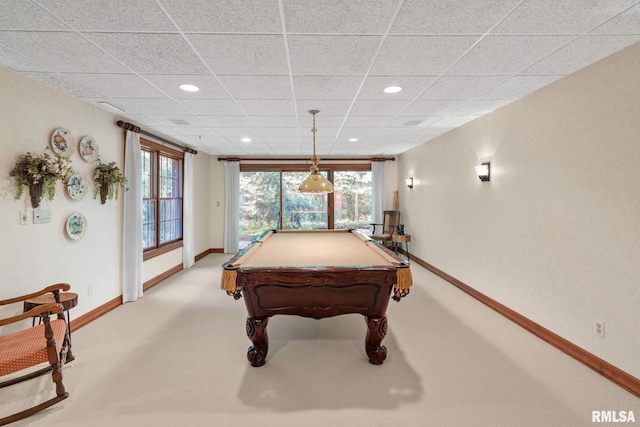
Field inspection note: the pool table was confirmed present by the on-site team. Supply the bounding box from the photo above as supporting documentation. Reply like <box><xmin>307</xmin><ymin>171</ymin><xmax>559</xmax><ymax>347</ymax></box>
<box><xmin>221</xmin><ymin>229</ymin><xmax>412</xmax><ymax>367</ymax></box>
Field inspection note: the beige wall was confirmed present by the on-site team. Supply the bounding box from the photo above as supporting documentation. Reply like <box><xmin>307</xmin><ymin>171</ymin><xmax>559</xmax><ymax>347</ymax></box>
<box><xmin>398</xmin><ymin>42</ymin><xmax>640</xmax><ymax>378</ymax></box>
<box><xmin>0</xmin><ymin>66</ymin><xmax>124</xmax><ymax>317</ymax></box>
<box><xmin>0</xmin><ymin>66</ymin><xmax>212</xmax><ymax>320</ymax></box>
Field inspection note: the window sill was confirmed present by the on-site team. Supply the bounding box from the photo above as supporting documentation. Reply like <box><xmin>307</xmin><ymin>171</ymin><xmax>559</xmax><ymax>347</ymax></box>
<box><xmin>143</xmin><ymin>240</ymin><xmax>183</xmax><ymax>261</ymax></box>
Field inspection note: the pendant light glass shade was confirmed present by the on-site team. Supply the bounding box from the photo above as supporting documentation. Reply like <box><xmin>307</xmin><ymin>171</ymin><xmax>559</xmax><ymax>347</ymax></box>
<box><xmin>298</xmin><ymin>110</ymin><xmax>334</xmax><ymax>194</ymax></box>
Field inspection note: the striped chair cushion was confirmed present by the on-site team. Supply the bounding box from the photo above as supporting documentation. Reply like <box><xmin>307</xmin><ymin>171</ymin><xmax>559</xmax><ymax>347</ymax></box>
<box><xmin>0</xmin><ymin>319</ymin><xmax>66</xmax><ymax>376</ymax></box>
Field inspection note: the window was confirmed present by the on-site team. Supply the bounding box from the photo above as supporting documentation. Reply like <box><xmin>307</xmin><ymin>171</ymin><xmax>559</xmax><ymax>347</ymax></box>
<box><xmin>141</xmin><ymin>138</ymin><xmax>184</xmax><ymax>258</ymax></box>
<box><xmin>239</xmin><ymin>164</ymin><xmax>371</xmax><ymax>249</ymax></box>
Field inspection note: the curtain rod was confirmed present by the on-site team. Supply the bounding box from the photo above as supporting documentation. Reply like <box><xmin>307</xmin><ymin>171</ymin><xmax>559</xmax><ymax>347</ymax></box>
<box><xmin>116</xmin><ymin>120</ymin><xmax>197</xmax><ymax>154</ymax></box>
<box><xmin>217</xmin><ymin>157</ymin><xmax>394</xmax><ymax>162</ymax></box>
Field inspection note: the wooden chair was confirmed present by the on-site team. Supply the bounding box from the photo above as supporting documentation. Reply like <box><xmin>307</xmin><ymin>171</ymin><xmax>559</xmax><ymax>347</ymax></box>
<box><xmin>0</xmin><ymin>284</ymin><xmax>73</xmax><ymax>426</ymax></box>
<box><xmin>370</xmin><ymin>210</ymin><xmax>401</xmax><ymax>248</ymax></box>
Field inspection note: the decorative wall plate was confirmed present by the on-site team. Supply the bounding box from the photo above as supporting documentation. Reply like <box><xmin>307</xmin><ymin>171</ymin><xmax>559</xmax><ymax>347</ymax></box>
<box><xmin>79</xmin><ymin>136</ymin><xmax>99</xmax><ymax>162</ymax></box>
<box><xmin>66</xmin><ymin>212</ymin><xmax>87</xmax><ymax>241</ymax></box>
<box><xmin>51</xmin><ymin>128</ymin><xmax>75</xmax><ymax>157</ymax></box>
<box><xmin>66</xmin><ymin>173</ymin><xmax>88</xmax><ymax>200</ymax></box>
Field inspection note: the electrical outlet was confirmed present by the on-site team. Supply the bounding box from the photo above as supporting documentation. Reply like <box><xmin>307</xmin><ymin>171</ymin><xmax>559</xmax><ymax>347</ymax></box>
<box><xmin>595</xmin><ymin>320</ymin><xmax>605</xmax><ymax>338</ymax></box>
<box><xmin>87</xmin><ymin>284</ymin><xmax>94</xmax><ymax>296</ymax></box>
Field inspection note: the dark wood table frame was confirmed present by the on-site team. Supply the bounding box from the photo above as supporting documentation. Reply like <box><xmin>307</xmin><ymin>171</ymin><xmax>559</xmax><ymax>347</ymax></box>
<box><xmin>226</xmin><ymin>264</ymin><xmax>399</xmax><ymax>367</ymax></box>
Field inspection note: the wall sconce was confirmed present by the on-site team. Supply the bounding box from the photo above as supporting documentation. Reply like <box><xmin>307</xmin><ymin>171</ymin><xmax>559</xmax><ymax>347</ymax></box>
<box><xmin>475</xmin><ymin>163</ymin><xmax>490</xmax><ymax>181</ymax></box>
<box><xmin>405</xmin><ymin>177</ymin><xmax>414</xmax><ymax>189</ymax></box>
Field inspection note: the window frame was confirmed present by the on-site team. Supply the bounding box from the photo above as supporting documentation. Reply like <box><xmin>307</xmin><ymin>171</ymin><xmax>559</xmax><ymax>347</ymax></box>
<box><xmin>141</xmin><ymin>138</ymin><xmax>184</xmax><ymax>261</ymax></box>
<box><xmin>239</xmin><ymin>163</ymin><xmax>371</xmax><ymax>230</ymax></box>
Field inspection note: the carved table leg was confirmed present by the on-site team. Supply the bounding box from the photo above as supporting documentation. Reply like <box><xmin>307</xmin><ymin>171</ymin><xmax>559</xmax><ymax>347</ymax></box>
<box><xmin>246</xmin><ymin>317</ymin><xmax>269</xmax><ymax>367</ymax></box>
<box><xmin>365</xmin><ymin>315</ymin><xmax>388</xmax><ymax>365</ymax></box>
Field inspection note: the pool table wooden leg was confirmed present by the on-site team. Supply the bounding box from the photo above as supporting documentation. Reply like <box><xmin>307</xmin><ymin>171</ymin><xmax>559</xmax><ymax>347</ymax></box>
<box><xmin>365</xmin><ymin>315</ymin><xmax>388</xmax><ymax>365</ymax></box>
<box><xmin>246</xmin><ymin>317</ymin><xmax>269</xmax><ymax>367</ymax></box>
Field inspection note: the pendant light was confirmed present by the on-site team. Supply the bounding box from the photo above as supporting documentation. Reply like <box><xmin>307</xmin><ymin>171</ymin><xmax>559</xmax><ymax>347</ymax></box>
<box><xmin>298</xmin><ymin>110</ymin><xmax>334</xmax><ymax>194</ymax></box>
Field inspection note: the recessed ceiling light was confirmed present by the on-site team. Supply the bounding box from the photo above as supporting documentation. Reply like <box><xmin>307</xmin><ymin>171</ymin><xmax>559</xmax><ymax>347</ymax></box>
<box><xmin>180</xmin><ymin>84</ymin><xmax>200</xmax><ymax>92</ymax></box>
<box><xmin>241</xmin><ymin>137</ymin><xmax>252</xmax><ymax>143</ymax></box>
<box><xmin>348</xmin><ymin>138</ymin><xmax>358</xmax><ymax>142</ymax></box>
<box><xmin>383</xmin><ymin>86</ymin><xmax>402</xmax><ymax>94</ymax></box>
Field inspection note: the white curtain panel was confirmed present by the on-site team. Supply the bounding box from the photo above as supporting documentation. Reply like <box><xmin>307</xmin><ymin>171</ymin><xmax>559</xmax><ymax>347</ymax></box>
<box><xmin>122</xmin><ymin>130</ymin><xmax>143</xmax><ymax>303</ymax></box>
<box><xmin>224</xmin><ymin>161</ymin><xmax>240</xmax><ymax>253</ymax></box>
<box><xmin>371</xmin><ymin>161</ymin><xmax>386</xmax><ymax>225</ymax></box>
<box><xmin>182</xmin><ymin>152</ymin><xmax>195</xmax><ymax>269</ymax></box>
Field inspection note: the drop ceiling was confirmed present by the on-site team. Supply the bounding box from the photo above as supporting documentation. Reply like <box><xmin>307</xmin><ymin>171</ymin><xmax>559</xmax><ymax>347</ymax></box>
<box><xmin>1</xmin><ymin>0</ymin><xmax>639</xmax><ymax>156</ymax></box>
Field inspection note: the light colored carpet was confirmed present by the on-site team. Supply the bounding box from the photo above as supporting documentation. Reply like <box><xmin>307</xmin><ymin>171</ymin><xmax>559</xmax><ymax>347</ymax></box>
<box><xmin>2</xmin><ymin>254</ymin><xmax>639</xmax><ymax>426</ymax></box>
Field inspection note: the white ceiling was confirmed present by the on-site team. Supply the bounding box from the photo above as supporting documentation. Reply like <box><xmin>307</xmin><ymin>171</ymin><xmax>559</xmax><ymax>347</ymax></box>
<box><xmin>1</xmin><ymin>0</ymin><xmax>639</xmax><ymax>156</ymax></box>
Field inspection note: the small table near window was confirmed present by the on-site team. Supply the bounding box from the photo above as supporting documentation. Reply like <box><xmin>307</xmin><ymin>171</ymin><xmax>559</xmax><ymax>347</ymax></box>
<box><xmin>24</xmin><ymin>292</ymin><xmax>78</xmax><ymax>346</ymax></box>
<box><xmin>392</xmin><ymin>234</ymin><xmax>411</xmax><ymax>263</ymax></box>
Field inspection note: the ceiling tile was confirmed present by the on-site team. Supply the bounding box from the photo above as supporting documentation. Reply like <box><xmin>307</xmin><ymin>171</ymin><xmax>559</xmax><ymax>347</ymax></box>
<box><xmin>85</xmin><ymin>32</ymin><xmax>208</xmax><ymax>75</ymax></box>
<box><xmin>257</xmin><ymin>127</ymin><xmax>302</xmax><ymax>137</ymax></box>
<box><xmin>161</xmin><ymin>0</ymin><xmax>282</xmax><ymax>32</ymax></box>
<box><xmin>218</xmin><ymin>75</ymin><xmax>293</xmax><ymax>100</ymax></box>
<box><xmin>297</xmin><ymin>115</ymin><xmax>344</xmax><ymax>131</ymax></box>
<box><xmin>263</xmin><ymin>136</ymin><xmax>302</xmax><ymax>145</ymax></box>
<box><xmin>67</xmin><ymin>73</ymin><xmax>168</xmax><ymax>98</ymax></box>
<box><xmin>145</xmin><ymin>115</ymin><xmax>203</xmax><ymax>127</ymax></box>
<box><xmin>174</xmin><ymin>126</ymin><xmax>220</xmax><ymax>137</ymax></box>
<box><xmin>295</xmin><ymin>99</ymin><xmax>352</xmax><ymax>117</ymax></box>
<box><xmin>349</xmin><ymin>99</ymin><xmax>411</xmax><ymax>116</ymax></box>
<box><xmin>178</xmin><ymin>99</ymin><xmax>244</xmax><ymax>115</ymax></box>
<box><xmin>37</xmin><ymin>0</ymin><xmax>176</xmax><ymax>31</ymax></box>
<box><xmin>420</xmin><ymin>76</ymin><xmax>510</xmax><ymax>99</ymax></box>
<box><xmin>0</xmin><ymin>31</ymin><xmax>128</xmax><ymax>73</ymax></box>
<box><xmin>402</xmin><ymin>100</ymin><xmax>463</xmax><ymax>116</ymax></box>
<box><xmin>341</xmin><ymin>116</ymin><xmax>393</xmax><ymax>128</ymax></box>
<box><xmin>479</xmin><ymin>75</ymin><xmax>563</xmax><ymax>99</ymax></box>
<box><xmin>451</xmin><ymin>99</ymin><xmax>513</xmax><ymax>115</ymax></box>
<box><xmin>283</xmin><ymin>0</ymin><xmax>398</xmax><ymax>34</ymax></box>
<box><xmin>0</xmin><ymin>1</ymin><xmax>67</xmax><ymax>30</ymax></box>
<box><xmin>24</xmin><ymin>72</ymin><xmax>104</xmax><ymax>97</ymax></box>
<box><xmin>492</xmin><ymin>0</ymin><xmax>634</xmax><ymax>35</ymax></box>
<box><xmin>2</xmin><ymin>0</ymin><xmax>639</xmax><ymax>157</ymax></box>
<box><xmin>386</xmin><ymin>116</ymin><xmax>439</xmax><ymax>127</ymax></box>
<box><xmin>110</xmin><ymin>98</ymin><xmax>187</xmax><ymax>115</ymax></box>
<box><xmin>431</xmin><ymin>116</ymin><xmax>478</xmax><ymax>128</ymax></box>
<box><xmin>391</xmin><ymin>0</ymin><xmax>520</xmax><ymax>34</ymax></box>
<box><xmin>288</xmin><ymin>35</ymin><xmax>381</xmax><ymax>75</ymax></box>
<box><xmin>142</xmin><ymin>74</ymin><xmax>231</xmax><ymax>99</ymax></box>
<box><xmin>447</xmin><ymin>35</ymin><xmax>576</xmax><ymax>75</ymax></box>
<box><xmin>247</xmin><ymin>116</ymin><xmax>299</xmax><ymax>128</ymax></box>
<box><xmin>591</xmin><ymin>3</ymin><xmax>640</xmax><ymax>34</ymax></box>
<box><xmin>292</xmin><ymin>75</ymin><xmax>361</xmax><ymax>100</ymax></box>
<box><xmin>377</xmin><ymin>126</ymin><xmax>423</xmax><ymax>137</ymax></box>
<box><xmin>370</xmin><ymin>36</ymin><xmax>480</xmax><ymax>75</ymax></box>
<box><xmin>524</xmin><ymin>35</ymin><xmax>640</xmax><ymax>75</ymax></box>
<box><xmin>199</xmin><ymin>115</ymin><xmax>253</xmax><ymax>127</ymax></box>
<box><xmin>236</xmin><ymin>100</ymin><xmax>296</xmax><ymax>116</ymax></box>
<box><xmin>189</xmin><ymin>34</ymin><xmax>288</xmax><ymax>75</ymax></box>
<box><xmin>0</xmin><ymin>45</ymin><xmax>52</xmax><ymax>72</ymax></box>
<box><xmin>357</xmin><ymin>76</ymin><xmax>438</xmax><ymax>100</ymax></box>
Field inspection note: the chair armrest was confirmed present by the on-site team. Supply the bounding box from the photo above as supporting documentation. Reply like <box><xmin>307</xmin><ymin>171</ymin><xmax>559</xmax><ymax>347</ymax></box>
<box><xmin>0</xmin><ymin>303</ymin><xmax>62</xmax><ymax>327</ymax></box>
<box><xmin>0</xmin><ymin>283</ymin><xmax>70</xmax><ymax>306</ymax></box>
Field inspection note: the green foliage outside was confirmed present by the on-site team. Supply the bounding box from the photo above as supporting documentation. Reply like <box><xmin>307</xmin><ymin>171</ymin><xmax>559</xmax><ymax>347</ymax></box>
<box><xmin>239</xmin><ymin>170</ymin><xmax>372</xmax><ymax>246</ymax></box>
